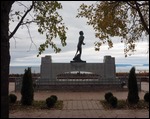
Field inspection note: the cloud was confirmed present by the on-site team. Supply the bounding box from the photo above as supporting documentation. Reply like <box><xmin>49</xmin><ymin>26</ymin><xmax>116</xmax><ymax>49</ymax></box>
<box><xmin>9</xmin><ymin>1</ymin><xmax>149</xmax><ymax>66</ymax></box>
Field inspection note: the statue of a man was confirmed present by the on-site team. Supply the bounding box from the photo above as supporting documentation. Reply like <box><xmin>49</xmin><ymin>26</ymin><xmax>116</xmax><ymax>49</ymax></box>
<box><xmin>73</xmin><ymin>31</ymin><xmax>85</xmax><ymax>61</ymax></box>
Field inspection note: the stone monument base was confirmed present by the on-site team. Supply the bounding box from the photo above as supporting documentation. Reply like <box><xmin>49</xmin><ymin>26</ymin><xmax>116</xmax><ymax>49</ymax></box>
<box><xmin>40</xmin><ymin>55</ymin><xmax>116</xmax><ymax>80</ymax></box>
<box><xmin>70</xmin><ymin>60</ymin><xmax>86</xmax><ymax>63</ymax></box>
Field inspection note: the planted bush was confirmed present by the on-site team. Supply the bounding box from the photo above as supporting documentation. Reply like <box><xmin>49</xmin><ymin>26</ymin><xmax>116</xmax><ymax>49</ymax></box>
<box><xmin>46</xmin><ymin>97</ymin><xmax>56</xmax><ymax>108</ymax></box>
<box><xmin>127</xmin><ymin>67</ymin><xmax>139</xmax><ymax>104</ymax></box>
<box><xmin>9</xmin><ymin>94</ymin><xmax>17</xmax><ymax>103</ymax></box>
<box><xmin>50</xmin><ymin>95</ymin><xmax>58</xmax><ymax>102</ymax></box>
<box><xmin>105</xmin><ymin>92</ymin><xmax>113</xmax><ymax>102</ymax></box>
<box><xmin>144</xmin><ymin>92</ymin><xmax>149</xmax><ymax>102</ymax></box>
<box><xmin>109</xmin><ymin>96</ymin><xmax>118</xmax><ymax>108</ymax></box>
<box><xmin>21</xmin><ymin>67</ymin><xmax>34</xmax><ymax>105</ymax></box>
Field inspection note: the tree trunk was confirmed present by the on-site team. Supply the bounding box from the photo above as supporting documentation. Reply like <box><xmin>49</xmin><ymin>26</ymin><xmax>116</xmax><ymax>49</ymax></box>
<box><xmin>1</xmin><ymin>1</ymin><xmax>14</xmax><ymax>118</ymax></box>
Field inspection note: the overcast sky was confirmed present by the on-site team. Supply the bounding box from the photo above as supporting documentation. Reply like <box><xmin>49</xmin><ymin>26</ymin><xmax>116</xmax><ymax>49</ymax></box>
<box><xmin>9</xmin><ymin>1</ymin><xmax>149</xmax><ymax>66</ymax></box>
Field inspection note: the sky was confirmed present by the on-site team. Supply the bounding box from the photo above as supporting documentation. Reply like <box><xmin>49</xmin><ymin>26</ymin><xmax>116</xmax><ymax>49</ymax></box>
<box><xmin>9</xmin><ymin>1</ymin><xmax>149</xmax><ymax>66</ymax></box>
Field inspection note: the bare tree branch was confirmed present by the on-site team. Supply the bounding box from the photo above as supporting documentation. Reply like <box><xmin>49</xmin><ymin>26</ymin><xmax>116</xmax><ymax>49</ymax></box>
<box><xmin>9</xmin><ymin>1</ymin><xmax>34</xmax><ymax>39</ymax></box>
<box><xmin>16</xmin><ymin>2</ymin><xmax>35</xmax><ymax>19</ymax></box>
<box><xmin>25</xmin><ymin>24</ymin><xmax>37</xmax><ymax>51</ymax></box>
<box><xmin>136</xmin><ymin>1</ymin><xmax>149</xmax><ymax>6</ymax></box>
<box><xmin>16</xmin><ymin>1</ymin><xmax>29</xmax><ymax>9</ymax></box>
<box><xmin>135</xmin><ymin>1</ymin><xmax>149</xmax><ymax>34</ymax></box>
<box><xmin>126</xmin><ymin>1</ymin><xmax>137</xmax><ymax>10</ymax></box>
<box><xmin>125</xmin><ymin>1</ymin><xmax>149</xmax><ymax>34</ymax></box>
<box><xmin>21</xmin><ymin>20</ymin><xmax>36</xmax><ymax>25</ymax></box>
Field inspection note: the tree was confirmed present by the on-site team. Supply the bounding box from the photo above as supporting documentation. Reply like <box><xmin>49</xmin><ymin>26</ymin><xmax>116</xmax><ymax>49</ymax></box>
<box><xmin>21</xmin><ymin>67</ymin><xmax>34</xmax><ymax>105</ymax></box>
<box><xmin>9</xmin><ymin>1</ymin><xmax>68</xmax><ymax>55</ymax></box>
<box><xmin>1</xmin><ymin>1</ymin><xmax>67</xmax><ymax>118</ymax></box>
<box><xmin>127</xmin><ymin>67</ymin><xmax>139</xmax><ymax>104</ymax></box>
<box><xmin>77</xmin><ymin>1</ymin><xmax>149</xmax><ymax>57</ymax></box>
<box><xmin>1</xmin><ymin>1</ymin><xmax>14</xmax><ymax>118</ymax></box>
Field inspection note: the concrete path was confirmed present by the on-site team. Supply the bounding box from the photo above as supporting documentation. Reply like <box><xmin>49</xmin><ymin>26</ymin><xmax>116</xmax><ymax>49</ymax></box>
<box><xmin>9</xmin><ymin>82</ymin><xmax>149</xmax><ymax>118</ymax></box>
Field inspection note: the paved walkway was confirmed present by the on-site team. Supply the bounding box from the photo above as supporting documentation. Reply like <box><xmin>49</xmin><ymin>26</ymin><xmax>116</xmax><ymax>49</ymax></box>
<box><xmin>9</xmin><ymin>82</ymin><xmax>149</xmax><ymax>118</ymax></box>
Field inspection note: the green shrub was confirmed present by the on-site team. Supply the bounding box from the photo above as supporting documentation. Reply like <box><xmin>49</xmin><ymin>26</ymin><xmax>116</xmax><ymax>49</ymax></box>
<box><xmin>127</xmin><ymin>67</ymin><xmax>139</xmax><ymax>104</ymax></box>
<box><xmin>9</xmin><ymin>94</ymin><xmax>17</xmax><ymax>103</ymax></box>
<box><xmin>21</xmin><ymin>67</ymin><xmax>34</xmax><ymax>105</ymax></box>
<box><xmin>46</xmin><ymin>97</ymin><xmax>56</xmax><ymax>108</ymax></box>
<box><xmin>109</xmin><ymin>96</ymin><xmax>118</xmax><ymax>108</ymax></box>
<box><xmin>50</xmin><ymin>95</ymin><xmax>58</xmax><ymax>102</ymax></box>
<box><xmin>144</xmin><ymin>92</ymin><xmax>149</xmax><ymax>102</ymax></box>
<box><xmin>105</xmin><ymin>92</ymin><xmax>113</xmax><ymax>102</ymax></box>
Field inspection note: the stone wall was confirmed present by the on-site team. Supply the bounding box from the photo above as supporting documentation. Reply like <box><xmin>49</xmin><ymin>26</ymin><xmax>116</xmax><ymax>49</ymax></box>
<box><xmin>40</xmin><ymin>55</ymin><xmax>116</xmax><ymax>81</ymax></box>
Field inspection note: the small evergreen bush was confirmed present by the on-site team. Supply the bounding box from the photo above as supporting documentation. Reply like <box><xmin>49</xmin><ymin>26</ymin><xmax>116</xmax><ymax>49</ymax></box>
<box><xmin>144</xmin><ymin>92</ymin><xmax>149</xmax><ymax>102</ymax></box>
<box><xmin>50</xmin><ymin>95</ymin><xmax>58</xmax><ymax>102</ymax></box>
<box><xmin>46</xmin><ymin>97</ymin><xmax>56</xmax><ymax>108</ymax></box>
<box><xmin>109</xmin><ymin>96</ymin><xmax>118</xmax><ymax>108</ymax></box>
<box><xmin>21</xmin><ymin>67</ymin><xmax>34</xmax><ymax>105</ymax></box>
<box><xmin>105</xmin><ymin>92</ymin><xmax>113</xmax><ymax>102</ymax></box>
<box><xmin>9</xmin><ymin>94</ymin><xmax>17</xmax><ymax>103</ymax></box>
<box><xmin>127</xmin><ymin>67</ymin><xmax>139</xmax><ymax>104</ymax></box>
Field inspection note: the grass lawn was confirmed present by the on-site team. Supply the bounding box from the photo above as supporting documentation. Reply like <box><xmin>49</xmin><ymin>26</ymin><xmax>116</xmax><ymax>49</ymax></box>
<box><xmin>9</xmin><ymin>100</ymin><xmax>63</xmax><ymax>110</ymax></box>
<box><xmin>100</xmin><ymin>100</ymin><xmax>149</xmax><ymax>110</ymax></box>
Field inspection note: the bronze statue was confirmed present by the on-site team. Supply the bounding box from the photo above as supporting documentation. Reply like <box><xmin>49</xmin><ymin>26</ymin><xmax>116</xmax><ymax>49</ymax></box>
<box><xmin>73</xmin><ymin>31</ymin><xmax>85</xmax><ymax>62</ymax></box>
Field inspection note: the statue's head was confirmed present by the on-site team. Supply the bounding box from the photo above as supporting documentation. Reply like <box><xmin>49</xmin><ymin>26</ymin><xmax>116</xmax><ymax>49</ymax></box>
<box><xmin>79</xmin><ymin>31</ymin><xmax>84</xmax><ymax>35</ymax></box>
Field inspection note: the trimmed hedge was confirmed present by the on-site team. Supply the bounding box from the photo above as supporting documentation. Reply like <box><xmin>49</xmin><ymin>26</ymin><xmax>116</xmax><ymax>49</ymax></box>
<box><xmin>50</xmin><ymin>95</ymin><xmax>58</xmax><ymax>102</ymax></box>
<box><xmin>9</xmin><ymin>94</ymin><xmax>17</xmax><ymax>103</ymax></box>
<box><xmin>127</xmin><ymin>67</ymin><xmax>139</xmax><ymax>104</ymax></box>
<box><xmin>21</xmin><ymin>67</ymin><xmax>34</xmax><ymax>105</ymax></box>
<box><xmin>105</xmin><ymin>92</ymin><xmax>113</xmax><ymax>102</ymax></box>
<box><xmin>46</xmin><ymin>95</ymin><xmax>58</xmax><ymax>108</ymax></box>
<box><xmin>144</xmin><ymin>92</ymin><xmax>149</xmax><ymax>102</ymax></box>
<box><xmin>109</xmin><ymin>96</ymin><xmax>118</xmax><ymax>108</ymax></box>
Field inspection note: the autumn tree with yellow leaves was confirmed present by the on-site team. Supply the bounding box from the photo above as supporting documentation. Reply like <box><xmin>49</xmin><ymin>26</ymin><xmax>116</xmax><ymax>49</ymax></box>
<box><xmin>1</xmin><ymin>1</ymin><xmax>67</xmax><ymax>118</ymax></box>
<box><xmin>77</xmin><ymin>1</ymin><xmax>149</xmax><ymax>57</ymax></box>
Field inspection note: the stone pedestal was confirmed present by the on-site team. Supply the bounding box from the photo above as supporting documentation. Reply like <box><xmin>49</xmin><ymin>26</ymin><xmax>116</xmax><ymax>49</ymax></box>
<box><xmin>40</xmin><ymin>55</ymin><xmax>116</xmax><ymax>81</ymax></box>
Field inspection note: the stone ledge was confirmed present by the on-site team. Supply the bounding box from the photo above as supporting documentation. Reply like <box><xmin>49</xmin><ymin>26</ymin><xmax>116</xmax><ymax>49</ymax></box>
<box><xmin>70</xmin><ymin>61</ymin><xmax>86</xmax><ymax>63</ymax></box>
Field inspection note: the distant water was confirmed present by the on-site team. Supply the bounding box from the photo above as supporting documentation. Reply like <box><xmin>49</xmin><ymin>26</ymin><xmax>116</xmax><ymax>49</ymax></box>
<box><xmin>9</xmin><ymin>65</ymin><xmax>149</xmax><ymax>74</ymax></box>
<box><xmin>9</xmin><ymin>66</ymin><xmax>40</xmax><ymax>74</ymax></box>
<box><xmin>115</xmin><ymin>65</ymin><xmax>149</xmax><ymax>73</ymax></box>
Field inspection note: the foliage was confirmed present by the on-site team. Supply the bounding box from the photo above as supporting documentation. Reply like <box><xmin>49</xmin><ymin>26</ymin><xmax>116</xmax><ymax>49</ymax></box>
<box><xmin>50</xmin><ymin>95</ymin><xmax>58</xmax><ymax>102</ymax></box>
<box><xmin>144</xmin><ymin>92</ymin><xmax>149</xmax><ymax>102</ymax></box>
<box><xmin>46</xmin><ymin>96</ymin><xmax>56</xmax><ymax>108</ymax></box>
<box><xmin>2</xmin><ymin>1</ymin><xmax>67</xmax><ymax>118</ymax></box>
<box><xmin>100</xmin><ymin>99</ymin><xmax>149</xmax><ymax>109</ymax></box>
<box><xmin>109</xmin><ymin>96</ymin><xmax>118</xmax><ymax>108</ymax></box>
<box><xmin>9</xmin><ymin>94</ymin><xmax>17</xmax><ymax>103</ymax></box>
<box><xmin>33</xmin><ymin>1</ymin><xmax>68</xmax><ymax>56</ymax></box>
<box><xmin>77</xmin><ymin>1</ymin><xmax>149</xmax><ymax>57</ymax></box>
<box><xmin>45</xmin><ymin>95</ymin><xmax>58</xmax><ymax>108</ymax></box>
<box><xmin>21</xmin><ymin>67</ymin><xmax>34</xmax><ymax>105</ymax></box>
<box><xmin>9</xmin><ymin>1</ymin><xmax>68</xmax><ymax>56</ymax></box>
<box><xmin>9</xmin><ymin>100</ymin><xmax>63</xmax><ymax>110</ymax></box>
<box><xmin>127</xmin><ymin>67</ymin><xmax>139</xmax><ymax>104</ymax></box>
<box><xmin>104</xmin><ymin>92</ymin><xmax>113</xmax><ymax>102</ymax></box>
